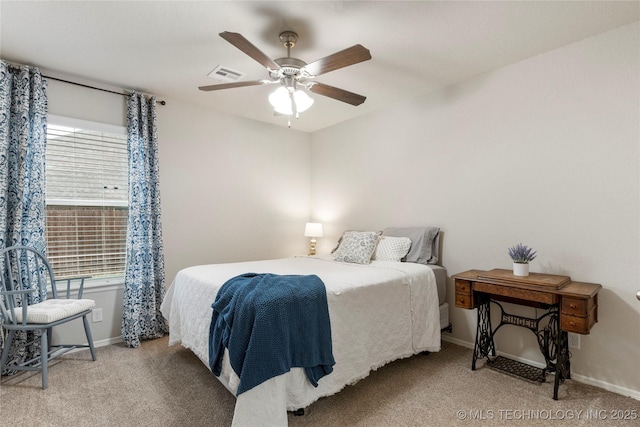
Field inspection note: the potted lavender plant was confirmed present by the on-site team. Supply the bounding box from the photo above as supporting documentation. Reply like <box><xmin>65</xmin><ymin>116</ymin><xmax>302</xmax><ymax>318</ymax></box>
<box><xmin>508</xmin><ymin>243</ymin><xmax>537</xmax><ymax>276</ymax></box>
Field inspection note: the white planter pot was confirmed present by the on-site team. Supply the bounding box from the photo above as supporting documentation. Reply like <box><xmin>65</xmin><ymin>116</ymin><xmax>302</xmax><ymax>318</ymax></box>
<box><xmin>513</xmin><ymin>262</ymin><xmax>529</xmax><ymax>277</ymax></box>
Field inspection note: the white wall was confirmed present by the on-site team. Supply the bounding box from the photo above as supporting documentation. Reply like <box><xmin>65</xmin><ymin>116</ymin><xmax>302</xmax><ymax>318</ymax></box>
<box><xmin>310</xmin><ymin>23</ymin><xmax>640</xmax><ymax>397</ymax></box>
<box><xmin>156</xmin><ymin>98</ymin><xmax>311</xmax><ymax>284</ymax></box>
<box><xmin>47</xmin><ymin>78</ymin><xmax>127</xmax><ymax>127</ymax></box>
<box><xmin>47</xmin><ymin>80</ymin><xmax>311</xmax><ymax>346</ymax></box>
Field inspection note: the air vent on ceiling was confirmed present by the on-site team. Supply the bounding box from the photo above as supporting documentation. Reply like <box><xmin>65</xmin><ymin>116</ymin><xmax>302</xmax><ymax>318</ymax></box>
<box><xmin>208</xmin><ymin>65</ymin><xmax>245</xmax><ymax>82</ymax></box>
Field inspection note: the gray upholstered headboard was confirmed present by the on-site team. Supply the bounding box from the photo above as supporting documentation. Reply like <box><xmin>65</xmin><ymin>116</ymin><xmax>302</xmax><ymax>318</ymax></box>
<box><xmin>433</xmin><ymin>230</ymin><xmax>444</xmax><ymax>267</ymax></box>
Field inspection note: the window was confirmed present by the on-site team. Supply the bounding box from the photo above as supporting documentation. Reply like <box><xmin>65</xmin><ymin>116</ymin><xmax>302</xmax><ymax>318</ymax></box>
<box><xmin>45</xmin><ymin>115</ymin><xmax>128</xmax><ymax>280</ymax></box>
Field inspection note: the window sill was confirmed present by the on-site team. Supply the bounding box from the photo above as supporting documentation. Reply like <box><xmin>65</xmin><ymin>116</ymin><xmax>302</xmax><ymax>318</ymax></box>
<box><xmin>52</xmin><ymin>277</ymin><xmax>125</xmax><ymax>297</ymax></box>
<box><xmin>84</xmin><ymin>277</ymin><xmax>125</xmax><ymax>293</ymax></box>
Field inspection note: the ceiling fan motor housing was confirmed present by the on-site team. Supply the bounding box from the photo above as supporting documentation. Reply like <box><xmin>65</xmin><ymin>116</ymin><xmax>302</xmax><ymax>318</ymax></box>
<box><xmin>271</xmin><ymin>57</ymin><xmax>308</xmax><ymax>80</ymax></box>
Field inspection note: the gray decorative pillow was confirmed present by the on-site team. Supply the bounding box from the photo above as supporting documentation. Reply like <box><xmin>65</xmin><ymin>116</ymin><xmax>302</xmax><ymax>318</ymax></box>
<box><xmin>382</xmin><ymin>226</ymin><xmax>440</xmax><ymax>265</ymax></box>
<box><xmin>372</xmin><ymin>236</ymin><xmax>412</xmax><ymax>262</ymax></box>
<box><xmin>333</xmin><ymin>231</ymin><xmax>380</xmax><ymax>264</ymax></box>
<box><xmin>331</xmin><ymin>230</ymin><xmax>381</xmax><ymax>253</ymax></box>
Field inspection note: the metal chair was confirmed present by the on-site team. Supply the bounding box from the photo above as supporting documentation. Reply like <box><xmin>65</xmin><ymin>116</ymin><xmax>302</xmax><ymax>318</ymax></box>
<box><xmin>0</xmin><ymin>245</ymin><xmax>96</xmax><ymax>389</ymax></box>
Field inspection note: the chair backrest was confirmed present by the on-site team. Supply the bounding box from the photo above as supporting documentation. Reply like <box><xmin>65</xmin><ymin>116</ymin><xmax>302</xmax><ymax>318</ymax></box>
<box><xmin>0</xmin><ymin>246</ymin><xmax>56</xmax><ymax>325</ymax></box>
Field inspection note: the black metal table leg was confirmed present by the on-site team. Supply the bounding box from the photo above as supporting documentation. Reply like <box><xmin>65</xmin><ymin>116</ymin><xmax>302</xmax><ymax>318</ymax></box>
<box><xmin>472</xmin><ymin>293</ymin><xmax>495</xmax><ymax>370</ymax></box>
<box><xmin>553</xmin><ymin>331</ymin><xmax>570</xmax><ymax>400</ymax></box>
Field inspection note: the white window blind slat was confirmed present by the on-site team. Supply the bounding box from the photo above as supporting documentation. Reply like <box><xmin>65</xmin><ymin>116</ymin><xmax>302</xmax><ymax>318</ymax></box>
<box><xmin>45</xmin><ymin>120</ymin><xmax>128</xmax><ymax>280</ymax></box>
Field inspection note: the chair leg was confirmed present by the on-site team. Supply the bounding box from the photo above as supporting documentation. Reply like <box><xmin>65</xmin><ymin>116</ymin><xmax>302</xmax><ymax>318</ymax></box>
<box><xmin>83</xmin><ymin>315</ymin><xmax>97</xmax><ymax>361</ymax></box>
<box><xmin>47</xmin><ymin>327</ymin><xmax>53</xmax><ymax>352</ymax></box>
<box><xmin>41</xmin><ymin>329</ymin><xmax>48</xmax><ymax>390</ymax></box>
<box><xmin>0</xmin><ymin>329</ymin><xmax>16</xmax><ymax>375</ymax></box>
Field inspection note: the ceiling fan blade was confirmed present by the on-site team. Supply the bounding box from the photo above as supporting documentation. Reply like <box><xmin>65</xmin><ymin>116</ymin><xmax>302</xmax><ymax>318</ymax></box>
<box><xmin>302</xmin><ymin>45</ymin><xmax>371</xmax><ymax>77</ymax></box>
<box><xmin>308</xmin><ymin>82</ymin><xmax>367</xmax><ymax>106</ymax></box>
<box><xmin>219</xmin><ymin>31</ymin><xmax>281</xmax><ymax>71</ymax></box>
<box><xmin>198</xmin><ymin>80</ymin><xmax>269</xmax><ymax>91</ymax></box>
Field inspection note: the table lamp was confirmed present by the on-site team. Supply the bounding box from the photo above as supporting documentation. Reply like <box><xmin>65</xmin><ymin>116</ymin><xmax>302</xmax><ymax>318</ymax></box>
<box><xmin>304</xmin><ymin>222</ymin><xmax>323</xmax><ymax>255</ymax></box>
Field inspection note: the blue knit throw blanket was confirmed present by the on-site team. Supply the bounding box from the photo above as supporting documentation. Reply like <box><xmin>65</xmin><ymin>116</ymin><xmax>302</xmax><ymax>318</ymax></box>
<box><xmin>209</xmin><ymin>273</ymin><xmax>335</xmax><ymax>395</ymax></box>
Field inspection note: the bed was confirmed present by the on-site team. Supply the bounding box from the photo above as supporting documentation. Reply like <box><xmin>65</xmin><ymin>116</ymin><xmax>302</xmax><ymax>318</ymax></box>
<box><xmin>160</xmin><ymin>227</ymin><xmax>448</xmax><ymax>426</ymax></box>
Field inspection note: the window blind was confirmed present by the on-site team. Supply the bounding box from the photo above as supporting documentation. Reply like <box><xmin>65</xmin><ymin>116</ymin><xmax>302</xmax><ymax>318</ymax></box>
<box><xmin>45</xmin><ymin>119</ymin><xmax>128</xmax><ymax>280</ymax></box>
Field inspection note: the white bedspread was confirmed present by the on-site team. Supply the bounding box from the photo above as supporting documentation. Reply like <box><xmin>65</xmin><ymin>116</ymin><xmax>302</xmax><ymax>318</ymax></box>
<box><xmin>160</xmin><ymin>255</ymin><xmax>440</xmax><ymax>426</ymax></box>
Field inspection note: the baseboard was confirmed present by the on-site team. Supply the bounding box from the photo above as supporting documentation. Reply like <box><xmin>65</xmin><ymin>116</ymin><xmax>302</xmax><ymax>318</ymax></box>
<box><xmin>441</xmin><ymin>336</ymin><xmax>640</xmax><ymax>401</ymax></box>
<box><xmin>570</xmin><ymin>373</ymin><xmax>640</xmax><ymax>401</ymax></box>
<box><xmin>442</xmin><ymin>335</ymin><xmax>473</xmax><ymax>350</ymax></box>
<box><xmin>94</xmin><ymin>336</ymin><xmax>123</xmax><ymax>347</ymax></box>
<box><xmin>65</xmin><ymin>336</ymin><xmax>122</xmax><ymax>354</ymax></box>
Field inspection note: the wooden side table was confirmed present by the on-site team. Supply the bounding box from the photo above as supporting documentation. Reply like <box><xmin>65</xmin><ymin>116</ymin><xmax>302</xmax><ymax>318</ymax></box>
<box><xmin>453</xmin><ymin>269</ymin><xmax>601</xmax><ymax>400</ymax></box>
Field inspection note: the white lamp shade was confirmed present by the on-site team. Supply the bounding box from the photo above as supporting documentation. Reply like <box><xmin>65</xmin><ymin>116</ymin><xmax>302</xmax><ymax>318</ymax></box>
<box><xmin>293</xmin><ymin>90</ymin><xmax>314</xmax><ymax>113</ymax></box>
<box><xmin>269</xmin><ymin>87</ymin><xmax>314</xmax><ymax>115</ymax></box>
<box><xmin>304</xmin><ymin>222</ymin><xmax>323</xmax><ymax>237</ymax></box>
<box><xmin>269</xmin><ymin>87</ymin><xmax>292</xmax><ymax>115</ymax></box>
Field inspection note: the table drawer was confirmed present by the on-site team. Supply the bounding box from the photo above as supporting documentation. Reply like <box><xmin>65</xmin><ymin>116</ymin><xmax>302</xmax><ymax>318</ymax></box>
<box><xmin>561</xmin><ymin>315</ymin><xmax>589</xmax><ymax>334</ymax></box>
<box><xmin>455</xmin><ymin>280</ymin><xmax>472</xmax><ymax>294</ymax></box>
<box><xmin>561</xmin><ymin>305</ymin><xmax>597</xmax><ymax>334</ymax></box>
<box><xmin>456</xmin><ymin>293</ymin><xmax>475</xmax><ymax>309</ymax></box>
<box><xmin>455</xmin><ymin>279</ymin><xmax>475</xmax><ymax>309</ymax></box>
<box><xmin>562</xmin><ymin>297</ymin><xmax>594</xmax><ymax>316</ymax></box>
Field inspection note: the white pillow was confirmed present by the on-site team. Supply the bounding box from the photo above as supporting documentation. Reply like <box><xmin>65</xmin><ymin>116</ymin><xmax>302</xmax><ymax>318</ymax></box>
<box><xmin>333</xmin><ymin>231</ymin><xmax>380</xmax><ymax>264</ymax></box>
<box><xmin>372</xmin><ymin>236</ymin><xmax>412</xmax><ymax>262</ymax></box>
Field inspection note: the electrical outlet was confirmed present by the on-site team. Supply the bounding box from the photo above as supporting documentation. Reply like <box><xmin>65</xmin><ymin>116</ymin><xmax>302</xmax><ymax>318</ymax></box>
<box><xmin>568</xmin><ymin>332</ymin><xmax>580</xmax><ymax>350</ymax></box>
<box><xmin>92</xmin><ymin>308</ymin><xmax>103</xmax><ymax>323</ymax></box>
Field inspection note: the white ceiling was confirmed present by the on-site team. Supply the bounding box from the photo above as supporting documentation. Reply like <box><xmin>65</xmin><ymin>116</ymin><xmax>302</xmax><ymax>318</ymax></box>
<box><xmin>1</xmin><ymin>1</ymin><xmax>638</xmax><ymax>133</ymax></box>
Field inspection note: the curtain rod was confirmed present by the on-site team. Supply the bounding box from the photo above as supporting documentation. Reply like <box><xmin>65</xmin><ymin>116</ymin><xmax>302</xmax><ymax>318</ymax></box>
<box><xmin>43</xmin><ymin>75</ymin><xmax>166</xmax><ymax>105</ymax></box>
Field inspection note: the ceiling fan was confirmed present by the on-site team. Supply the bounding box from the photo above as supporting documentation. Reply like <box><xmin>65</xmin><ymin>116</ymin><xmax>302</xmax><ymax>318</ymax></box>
<box><xmin>199</xmin><ymin>31</ymin><xmax>372</xmax><ymax>119</ymax></box>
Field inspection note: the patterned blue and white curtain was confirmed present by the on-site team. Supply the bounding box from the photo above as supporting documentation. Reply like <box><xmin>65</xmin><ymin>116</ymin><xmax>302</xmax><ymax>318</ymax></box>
<box><xmin>122</xmin><ymin>92</ymin><xmax>168</xmax><ymax>348</ymax></box>
<box><xmin>0</xmin><ymin>60</ymin><xmax>48</xmax><ymax>372</ymax></box>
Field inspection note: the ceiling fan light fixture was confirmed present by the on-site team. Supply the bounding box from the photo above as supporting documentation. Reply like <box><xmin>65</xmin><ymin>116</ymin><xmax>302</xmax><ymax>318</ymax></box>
<box><xmin>269</xmin><ymin>86</ymin><xmax>293</xmax><ymax>115</ymax></box>
<box><xmin>268</xmin><ymin>86</ymin><xmax>314</xmax><ymax>116</ymax></box>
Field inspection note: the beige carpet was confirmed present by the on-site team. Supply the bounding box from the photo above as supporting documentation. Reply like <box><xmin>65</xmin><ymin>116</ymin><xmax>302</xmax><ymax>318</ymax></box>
<box><xmin>1</xmin><ymin>337</ymin><xmax>638</xmax><ymax>426</ymax></box>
